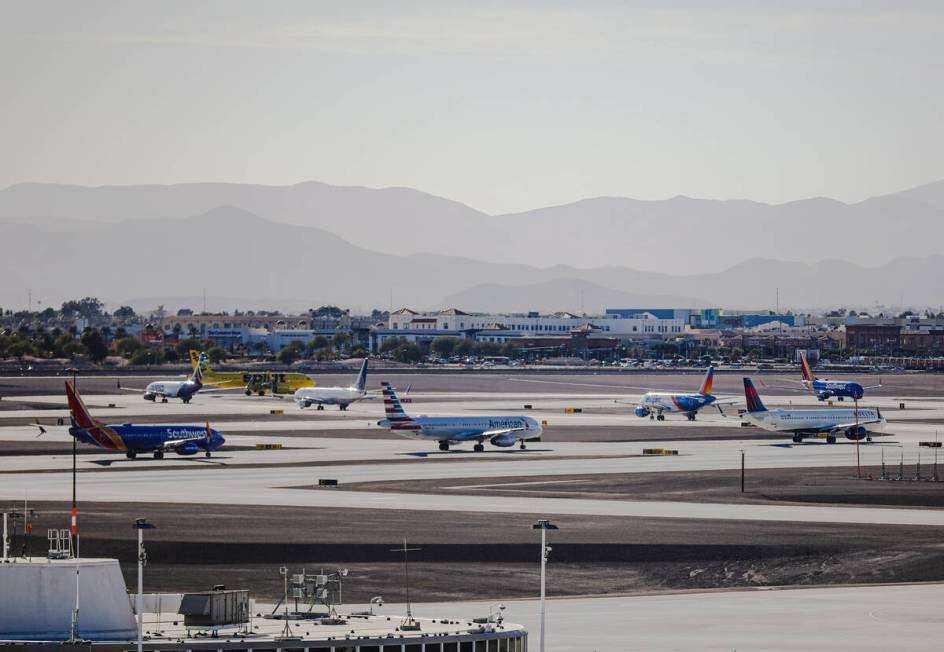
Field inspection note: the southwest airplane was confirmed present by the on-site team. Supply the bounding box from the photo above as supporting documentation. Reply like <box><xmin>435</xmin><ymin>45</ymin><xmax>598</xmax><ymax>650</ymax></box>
<box><xmin>632</xmin><ymin>367</ymin><xmax>737</xmax><ymax>421</ymax></box>
<box><xmin>376</xmin><ymin>382</ymin><xmax>542</xmax><ymax>451</ymax></box>
<box><xmin>792</xmin><ymin>351</ymin><xmax>881</xmax><ymax>401</ymax></box>
<box><xmin>64</xmin><ymin>380</ymin><xmax>225</xmax><ymax>459</ymax></box>
<box><xmin>293</xmin><ymin>358</ymin><xmax>370</xmax><ymax>410</ymax></box>
<box><xmin>741</xmin><ymin>377</ymin><xmax>884</xmax><ymax>444</ymax></box>
<box><xmin>188</xmin><ymin>350</ymin><xmax>314</xmax><ymax>396</ymax></box>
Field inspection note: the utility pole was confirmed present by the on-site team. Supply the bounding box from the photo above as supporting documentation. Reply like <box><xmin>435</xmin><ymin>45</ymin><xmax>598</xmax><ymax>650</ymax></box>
<box><xmin>854</xmin><ymin>397</ymin><xmax>861</xmax><ymax>479</ymax></box>
<box><xmin>133</xmin><ymin>519</ymin><xmax>155</xmax><ymax>652</ymax></box>
<box><xmin>67</xmin><ymin>368</ymin><xmax>79</xmax><ymax>554</ymax></box>
<box><xmin>532</xmin><ymin>519</ymin><xmax>559</xmax><ymax>652</ymax></box>
<box><xmin>390</xmin><ymin>539</ymin><xmax>422</xmax><ymax>629</ymax></box>
<box><xmin>740</xmin><ymin>449</ymin><xmax>745</xmax><ymax>493</ymax></box>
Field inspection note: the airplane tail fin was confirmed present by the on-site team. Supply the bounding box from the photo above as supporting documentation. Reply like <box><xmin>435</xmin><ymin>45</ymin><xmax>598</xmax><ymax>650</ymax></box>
<box><xmin>380</xmin><ymin>382</ymin><xmax>413</xmax><ymax>422</ymax></box>
<box><xmin>190</xmin><ymin>350</ymin><xmax>214</xmax><ymax>376</ymax></box>
<box><xmin>190</xmin><ymin>352</ymin><xmax>207</xmax><ymax>384</ymax></box>
<box><xmin>799</xmin><ymin>351</ymin><xmax>815</xmax><ymax>384</ymax></box>
<box><xmin>698</xmin><ymin>366</ymin><xmax>714</xmax><ymax>396</ymax></box>
<box><xmin>354</xmin><ymin>358</ymin><xmax>369</xmax><ymax>391</ymax></box>
<box><xmin>743</xmin><ymin>377</ymin><xmax>767</xmax><ymax>413</ymax></box>
<box><xmin>65</xmin><ymin>380</ymin><xmax>101</xmax><ymax>430</ymax></box>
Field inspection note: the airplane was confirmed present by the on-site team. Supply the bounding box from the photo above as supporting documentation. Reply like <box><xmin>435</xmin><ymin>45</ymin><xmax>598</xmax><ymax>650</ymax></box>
<box><xmin>292</xmin><ymin>358</ymin><xmax>371</xmax><ymax>410</ymax></box>
<box><xmin>376</xmin><ymin>382</ymin><xmax>542</xmax><ymax>452</ymax></box>
<box><xmin>59</xmin><ymin>380</ymin><xmax>225</xmax><ymax>459</ymax></box>
<box><xmin>741</xmin><ymin>377</ymin><xmax>885</xmax><ymax>444</ymax></box>
<box><xmin>789</xmin><ymin>351</ymin><xmax>881</xmax><ymax>401</ymax></box>
<box><xmin>187</xmin><ymin>350</ymin><xmax>315</xmax><ymax>396</ymax></box>
<box><xmin>120</xmin><ymin>352</ymin><xmax>217</xmax><ymax>403</ymax></box>
<box><xmin>630</xmin><ymin>367</ymin><xmax>737</xmax><ymax>421</ymax></box>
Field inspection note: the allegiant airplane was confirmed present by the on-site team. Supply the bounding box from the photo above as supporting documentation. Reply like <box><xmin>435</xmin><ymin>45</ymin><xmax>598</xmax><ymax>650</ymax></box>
<box><xmin>630</xmin><ymin>367</ymin><xmax>738</xmax><ymax>421</ymax></box>
<box><xmin>63</xmin><ymin>380</ymin><xmax>225</xmax><ymax>459</ymax></box>
<box><xmin>792</xmin><ymin>351</ymin><xmax>882</xmax><ymax>401</ymax></box>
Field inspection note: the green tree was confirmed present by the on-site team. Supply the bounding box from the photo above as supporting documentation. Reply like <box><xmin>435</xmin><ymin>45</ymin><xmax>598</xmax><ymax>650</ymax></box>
<box><xmin>392</xmin><ymin>342</ymin><xmax>423</xmax><ymax>363</ymax></box>
<box><xmin>80</xmin><ymin>329</ymin><xmax>109</xmax><ymax>362</ymax></box>
<box><xmin>380</xmin><ymin>336</ymin><xmax>408</xmax><ymax>354</ymax></box>
<box><xmin>113</xmin><ymin>305</ymin><xmax>136</xmax><ymax>320</ymax></box>
<box><xmin>331</xmin><ymin>332</ymin><xmax>350</xmax><ymax>352</ymax></box>
<box><xmin>350</xmin><ymin>346</ymin><xmax>368</xmax><ymax>358</ymax></box>
<box><xmin>454</xmin><ymin>339</ymin><xmax>475</xmax><ymax>356</ymax></box>
<box><xmin>61</xmin><ymin>297</ymin><xmax>104</xmax><ymax>319</ymax></box>
<box><xmin>131</xmin><ymin>347</ymin><xmax>164</xmax><ymax>366</ymax></box>
<box><xmin>278</xmin><ymin>341</ymin><xmax>306</xmax><ymax>365</ymax></box>
<box><xmin>7</xmin><ymin>339</ymin><xmax>33</xmax><ymax>359</ymax></box>
<box><xmin>207</xmin><ymin>347</ymin><xmax>227</xmax><ymax>364</ymax></box>
<box><xmin>431</xmin><ymin>336</ymin><xmax>460</xmax><ymax>357</ymax></box>
<box><xmin>114</xmin><ymin>337</ymin><xmax>143</xmax><ymax>357</ymax></box>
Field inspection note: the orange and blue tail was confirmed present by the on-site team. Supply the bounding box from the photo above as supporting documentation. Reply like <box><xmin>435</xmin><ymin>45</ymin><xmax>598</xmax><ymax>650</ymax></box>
<box><xmin>698</xmin><ymin>366</ymin><xmax>715</xmax><ymax>396</ymax></box>
<box><xmin>743</xmin><ymin>378</ymin><xmax>767</xmax><ymax>413</ymax></box>
<box><xmin>799</xmin><ymin>351</ymin><xmax>815</xmax><ymax>386</ymax></box>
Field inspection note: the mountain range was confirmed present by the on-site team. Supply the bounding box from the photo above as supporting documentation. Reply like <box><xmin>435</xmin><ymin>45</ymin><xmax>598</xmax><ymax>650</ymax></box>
<box><xmin>3</xmin><ymin>179</ymin><xmax>944</xmax><ymax>276</ymax></box>
<box><xmin>1</xmin><ymin>193</ymin><xmax>941</xmax><ymax>313</ymax></box>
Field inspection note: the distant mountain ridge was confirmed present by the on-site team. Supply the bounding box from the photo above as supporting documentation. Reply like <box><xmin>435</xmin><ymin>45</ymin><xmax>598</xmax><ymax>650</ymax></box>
<box><xmin>2</xmin><ymin>179</ymin><xmax>943</xmax><ymax>274</ymax></box>
<box><xmin>0</xmin><ymin>206</ymin><xmax>939</xmax><ymax>313</ymax></box>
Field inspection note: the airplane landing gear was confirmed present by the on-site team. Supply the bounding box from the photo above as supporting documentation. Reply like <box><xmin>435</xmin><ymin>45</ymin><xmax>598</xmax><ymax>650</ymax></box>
<box><xmin>316</xmin><ymin>404</ymin><xmax>325</xmax><ymax>411</ymax></box>
<box><xmin>519</xmin><ymin>441</ymin><xmax>527</xmax><ymax>450</ymax></box>
<box><xmin>656</xmin><ymin>414</ymin><xmax>665</xmax><ymax>421</ymax></box>
<box><xmin>205</xmin><ymin>451</ymin><xmax>212</xmax><ymax>458</ymax></box>
<box><xmin>126</xmin><ymin>451</ymin><xmax>137</xmax><ymax>459</ymax></box>
<box><xmin>153</xmin><ymin>450</ymin><xmax>164</xmax><ymax>459</ymax></box>
<box><xmin>339</xmin><ymin>404</ymin><xmax>348</xmax><ymax>411</ymax></box>
<box><xmin>438</xmin><ymin>441</ymin><xmax>450</xmax><ymax>451</ymax></box>
<box><xmin>182</xmin><ymin>397</ymin><xmax>190</xmax><ymax>404</ymax></box>
<box><xmin>686</xmin><ymin>412</ymin><xmax>696</xmax><ymax>422</ymax></box>
<box><xmin>792</xmin><ymin>434</ymin><xmax>803</xmax><ymax>444</ymax></box>
<box><xmin>161</xmin><ymin>397</ymin><xmax>169</xmax><ymax>404</ymax></box>
<box><xmin>245</xmin><ymin>389</ymin><xmax>252</xmax><ymax>396</ymax></box>
<box><xmin>826</xmin><ymin>435</ymin><xmax>837</xmax><ymax>444</ymax></box>
<box><xmin>473</xmin><ymin>443</ymin><xmax>485</xmax><ymax>453</ymax></box>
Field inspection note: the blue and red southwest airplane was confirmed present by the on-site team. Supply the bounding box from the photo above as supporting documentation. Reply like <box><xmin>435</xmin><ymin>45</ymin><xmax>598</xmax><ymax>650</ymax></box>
<box><xmin>64</xmin><ymin>380</ymin><xmax>225</xmax><ymax>459</ymax></box>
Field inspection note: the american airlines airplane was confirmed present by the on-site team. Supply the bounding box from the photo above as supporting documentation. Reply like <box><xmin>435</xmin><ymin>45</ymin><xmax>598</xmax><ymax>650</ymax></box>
<box><xmin>376</xmin><ymin>382</ymin><xmax>542</xmax><ymax>452</ymax></box>
<box><xmin>632</xmin><ymin>367</ymin><xmax>737</xmax><ymax>421</ymax></box>
<box><xmin>293</xmin><ymin>358</ymin><xmax>370</xmax><ymax>410</ymax></box>
<box><xmin>741</xmin><ymin>377</ymin><xmax>885</xmax><ymax>444</ymax></box>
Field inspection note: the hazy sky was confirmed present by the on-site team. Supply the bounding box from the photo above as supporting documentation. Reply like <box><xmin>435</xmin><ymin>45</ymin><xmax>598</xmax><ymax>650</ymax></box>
<box><xmin>2</xmin><ymin>1</ymin><xmax>942</xmax><ymax>213</ymax></box>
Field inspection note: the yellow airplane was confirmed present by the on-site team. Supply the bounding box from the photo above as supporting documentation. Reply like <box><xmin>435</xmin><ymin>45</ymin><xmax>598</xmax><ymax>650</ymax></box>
<box><xmin>189</xmin><ymin>350</ymin><xmax>315</xmax><ymax>396</ymax></box>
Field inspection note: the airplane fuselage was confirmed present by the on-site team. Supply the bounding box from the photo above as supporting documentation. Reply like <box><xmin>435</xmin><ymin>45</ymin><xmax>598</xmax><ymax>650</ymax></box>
<box><xmin>294</xmin><ymin>386</ymin><xmax>365</xmax><ymax>407</ymax></box>
<box><xmin>806</xmin><ymin>379</ymin><xmax>865</xmax><ymax>401</ymax></box>
<box><xmin>743</xmin><ymin>407</ymin><xmax>884</xmax><ymax>435</ymax></box>
<box><xmin>379</xmin><ymin>415</ymin><xmax>543</xmax><ymax>445</ymax></box>
<box><xmin>69</xmin><ymin>422</ymin><xmax>225</xmax><ymax>455</ymax></box>
<box><xmin>143</xmin><ymin>380</ymin><xmax>202</xmax><ymax>402</ymax></box>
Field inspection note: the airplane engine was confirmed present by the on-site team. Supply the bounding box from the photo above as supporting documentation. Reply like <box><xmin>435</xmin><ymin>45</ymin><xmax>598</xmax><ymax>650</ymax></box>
<box><xmin>490</xmin><ymin>433</ymin><xmax>518</xmax><ymax>447</ymax></box>
<box><xmin>845</xmin><ymin>426</ymin><xmax>868</xmax><ymax>441</ymax></box>
<box><xmin>634</xmin><ymin>406</ymin><xmax>651</xmax><ymax>418</ymax></box>
<box><xmin>143</xmin><ymin>393</ymin><xmax>156</xmax><ymax>402</ymax></box>
<box><xmin>175</xmin><ymin>442</ymin><xmax>201</xmax><ymax>456</ymax></box>
<box><xmin>816</xmin><ymin>392</ymin><xmax>830</xmax><ymax>401</ymax></box>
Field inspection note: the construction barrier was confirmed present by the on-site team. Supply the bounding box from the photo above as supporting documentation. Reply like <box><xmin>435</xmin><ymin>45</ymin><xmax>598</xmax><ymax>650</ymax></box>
<box><xmin>269</xmin><ymin>409</ymin><xmax>284</xmax><ymax>415</ymax></box>
<box><xmin>541</xmin><ymin>420</ymin><xmax>548</xmax><ymax>426</ymax></box>
<box><xmin>643</xmin><ymin>448</ymin><xmax>678</xmax><ymax>456</ymax></box>
<box><xmin>255</xmin><ymin>443</ymin><xmax>283</xmax><ymax>450</ymax></box>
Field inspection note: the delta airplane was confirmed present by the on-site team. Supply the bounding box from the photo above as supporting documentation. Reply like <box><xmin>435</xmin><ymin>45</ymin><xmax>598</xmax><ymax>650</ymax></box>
<box><xmin>60</xmin><ymin>380</ymin><xmax>225</xmax><ymax>459</ymax></box>
<box><xmin>790</xmin><ymin>351</ymin><xmax>881</xmax><ymax>401</ymax></box>
<box><xmin>741</xmin><ymin>377</ymin><xmax>885</xmax><ymax>444</ymax></box>
<box><xmin>376</xmin><ymin>382</ymin><xmax>542</xmax><ymax>451</ymax></box>
<box><xmin>291</xmin><ymin>358</ymin><xmax>371</xmax><ymax>410</ymax></box>
<box><xmin>120</xmin><ymin>352</ymin><xmax>220</xmax><ymax>403</ymax></box>
<box><xmin>631</xmin><ymin>367</ymin><xmax>737</xmax><ymax>421</ymax></box>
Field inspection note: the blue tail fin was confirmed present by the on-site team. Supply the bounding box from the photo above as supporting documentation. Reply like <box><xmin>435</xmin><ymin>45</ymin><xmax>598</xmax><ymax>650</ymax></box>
<box><xmin>743</xmin><ymin>377</ymin><xmax>767</xmax><ymax>413</ymax></box>
<box><xmin>354</xmin><ymin>358</ymin><xmax>369</xmax><ymax>391</ymax></box>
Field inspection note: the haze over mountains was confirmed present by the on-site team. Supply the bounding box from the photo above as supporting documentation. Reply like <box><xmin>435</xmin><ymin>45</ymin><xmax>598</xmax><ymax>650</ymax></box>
<box><xmin>1</xmin><ymin>181</ymin><xmax>943</xmax><ymax>313</ymax></box>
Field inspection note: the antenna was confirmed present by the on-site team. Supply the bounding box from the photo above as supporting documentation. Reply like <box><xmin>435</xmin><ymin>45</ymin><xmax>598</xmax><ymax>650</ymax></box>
<box><xmin>390</xmin><ymin>538</ymin><xmax>421</xmax><ymax>630</ymax></box>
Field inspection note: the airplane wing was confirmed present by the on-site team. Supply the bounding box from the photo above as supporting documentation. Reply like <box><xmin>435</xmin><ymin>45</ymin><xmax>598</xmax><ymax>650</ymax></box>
<box><xmin>451</xmin><ymin>428</ymin><xmax>529</xmax><ymax>441</ymax></box>
<box><xmin>818</xmin><ymin>417</ymin><xmax>883</xmax><ymax>432</ymax></box>
<box><xmin>480</xmin><ymin>426</ymin><xmax>530</xmax><ymax>438</ymax></box>
<box><xmin>160</xmin><ymin>435</ymin><xmax>206</xmax><ymax>450</ymax></box>
<box><xmin>116</xmin><ymin>380</ymin><xmax>149</xmax><ymax>393</ymax></box>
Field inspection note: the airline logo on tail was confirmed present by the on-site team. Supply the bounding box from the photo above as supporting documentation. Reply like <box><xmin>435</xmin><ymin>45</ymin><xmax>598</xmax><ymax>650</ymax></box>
<box><xmin>65</xmin><ymin>381</ymin><xmax>126</xmax><ymax>451</ymax></box>
<box><xmin>698</xmin><ymin>367</ymin><xmax>715</xmax><ymax>396</ymax></box>
<box><xmin>354</xmin><ymin>358</ymin><xmax>369</xmax><ymax>391</ymax></box>
<box><xmin>743</xmin><ymin>378</ymin><xmax>767</xmax><ymax>413</ymax></box>
<box><xmin>380</xmin><ymin>382</ymin><xmax>418</xmax><ymax>429</ymax></box>
<box><xmin>799</xmin><ymin>352</ymin><xmax>815</xmax><ymax>387</ymax></box>
<box><xmin>190</xmin><ymin>353</ymin><xmax>207</xmax><ymax>384</ymax></box>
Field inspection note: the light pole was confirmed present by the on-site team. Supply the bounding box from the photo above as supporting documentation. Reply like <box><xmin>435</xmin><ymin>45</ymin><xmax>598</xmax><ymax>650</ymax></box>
<box><xmin>532</xmin><ymin>519</ymin><xmax>558</xmax><ymax>652</ymax></box>
<box><xmin>133</xmin><ymin>518</ymin><xmax>155</xmax><ymax>652</ymax></box>
<box><xmin>66</xmin><ymin>367</ymin><xmax>79</xmax><ymax>553</ymax></box>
